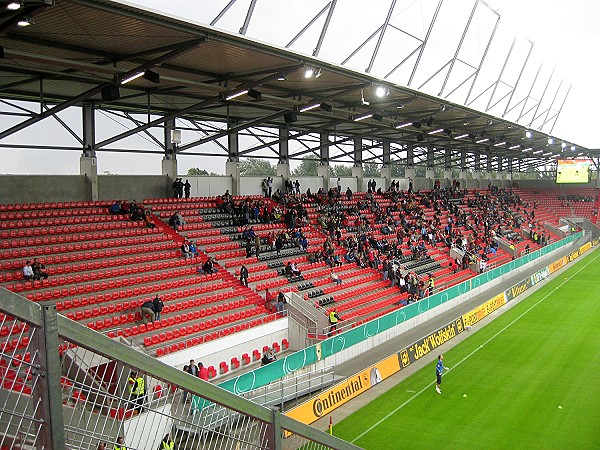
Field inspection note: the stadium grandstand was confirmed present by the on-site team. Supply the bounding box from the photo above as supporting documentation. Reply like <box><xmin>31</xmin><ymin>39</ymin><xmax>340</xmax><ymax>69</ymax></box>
<box><xmin>0</xmin><ymin>1</ymin><xmax>599</xmax><ymax>449</ymax></box>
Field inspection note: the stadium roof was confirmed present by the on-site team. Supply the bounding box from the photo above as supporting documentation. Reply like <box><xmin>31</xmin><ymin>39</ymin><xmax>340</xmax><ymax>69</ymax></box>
<box><xmin>0</xmin><ymin>0</ymin><xmax>591</xmax><ymax>169</ymax></box>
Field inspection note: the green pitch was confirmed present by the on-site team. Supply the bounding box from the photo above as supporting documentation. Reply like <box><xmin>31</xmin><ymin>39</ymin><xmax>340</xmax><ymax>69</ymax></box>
<box><xmin>334</xmin><ymin>250</ymin><xmax>600</xmax><ymax>450</ymax></box>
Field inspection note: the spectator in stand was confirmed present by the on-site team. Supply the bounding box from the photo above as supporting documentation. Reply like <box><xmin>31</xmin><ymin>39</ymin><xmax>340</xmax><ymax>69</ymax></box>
<box><xmin>330</xmin><ymin>269</ymin><xmax>342</xmax><ymax>286</ymax></box>
<box><xmin>152</xmin><ymin>295</ymin><xmax>164</xmax><ymax>321</ymax></box>
<box><xmin>275</xmin><ymin>292</ymin><xmax>287</xmax><ymax>317</ymax></box>
<box><xmin>290</xmin><ymin>262</ymin><xmax>301</xmax><ymax>277</ymax></box>
<box><xmin>261</xmin><ymin>178</ymin><xmax>268</xmax><ymax>198</ymax></box>
<box><xmin>109</xmin><ymin>201</ymin><xmax>122</xmax><ymax>214</ymax></box>
<box><xmin>240</xmin><ymin>265</ymin><xmax>249</xmax><ymax>287</ymax></box>
<box><xmin>328</xmin><ymin>309</ymin><xmax>340</xmax><ymax>337</ymax></box>
<box><xmin>189</xmin><ymin>240</ymin><xmax>198</xmax><ymax>258</ymax></box>
<box><xmin>22</xmin><ymin>261</ymin><xmax>34</xmax><ymax>281</ymax></box>
<box><xmin>143</xmin><ymin>209</ymin><xmax>156</xmax><ymax>228</ymax></box>
<box><xmin>198</xmin><ymin>362</ymin><xmax>209</xmax><ymax>381</ymax></box>
<box><xmin>198</xmin><ymin>257</ymin><xmax>218</xmax><ymax>275</ymax></box>
<box><xmin>160</xmin><ymin>434</ymin><xmax>174</xmax><ymax>450</ymax></box>
<box><xmin>140</xmin><ymin>300</ymin><xmax>156</xmax><ymax>325</ymax></box>
<box><xmin>32</xmin><ymin>258</ymin><xmax>49</xmax><ymax>281</ymax></box>
<box><xmin>294</xmin><ymin>179</ymin><xmax>301</xmax><ymax>195</ymax></box>
<box><xmin>168</xmin><ymin>211</ymin><xmax>185</xmax><ymax>230</ymax></box>
<box><xmin>181</xmin><ymin>240</ymin><xmax>192</xmax><ymax>258</ymax></box>
<box><xmin>265</xmin><ymin>288</ymin><xmax>277</xmax><ymax>311</ymax></box>
<box><xmin>346</xmin><ymin>187</ymin><xmax>353</xmax><ymax>201</ymax></box>
<box><xmin>261</xmin><ymin>347</ymin><xmax>276</xmax><ymax>365</ymax></box>
<box><xmin>184</xmin><ymin>179</ymin><xmax>191</xmax><ymax>199</ymax></box>
<box><xmin>182</xmin><ymin>359</ymin><xmax>199</xmax><ymax>403</ymax></box>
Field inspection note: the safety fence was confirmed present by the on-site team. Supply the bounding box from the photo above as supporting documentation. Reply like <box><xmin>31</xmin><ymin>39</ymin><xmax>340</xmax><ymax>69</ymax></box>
<box><xmin>0</xmin><ymin>289</ymin><xmax>361</xmax><ymax>450</ymax></box>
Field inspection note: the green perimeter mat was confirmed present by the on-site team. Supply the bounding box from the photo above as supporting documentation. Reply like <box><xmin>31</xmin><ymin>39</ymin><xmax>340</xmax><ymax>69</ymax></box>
<box><xmin>334</xmin><ymin>250</ymin><xmax>600</xmax><ymax>450</ymax></box>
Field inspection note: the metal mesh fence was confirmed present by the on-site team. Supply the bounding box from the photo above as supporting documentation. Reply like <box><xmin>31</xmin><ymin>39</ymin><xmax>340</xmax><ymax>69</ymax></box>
<box><xmin>0</xmin><ymin>313</ymin><xmax>43</xmax><ymax>449</ymax></box>
<box><xmin>0</xmin><ymin>289</ymin><xmax>360</xmax><ymax>450</ymax></box>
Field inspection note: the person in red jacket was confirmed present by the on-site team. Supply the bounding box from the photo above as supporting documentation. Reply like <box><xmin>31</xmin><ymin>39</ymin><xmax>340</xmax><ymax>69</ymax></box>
<box><xmin>198</xmin><ymin>362</ymin><xmax>209</xmax><ymax>381</ymax></box>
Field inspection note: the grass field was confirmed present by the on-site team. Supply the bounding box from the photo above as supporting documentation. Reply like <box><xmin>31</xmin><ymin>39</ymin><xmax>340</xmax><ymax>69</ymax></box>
<box><xmin>333</xmin><ymin>250</ymin><xmax>600</xmax><ymax>450</ymax></box>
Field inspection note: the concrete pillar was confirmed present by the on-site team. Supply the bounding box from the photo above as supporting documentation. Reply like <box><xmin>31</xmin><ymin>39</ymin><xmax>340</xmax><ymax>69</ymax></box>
<box><xmin>353</xmin><ymin>166</ymin><xmax>364</xmax><ymax>191</ymax></box>
<box><xmin>226</xmin><ymin>161</ymin><xmax>240</xmax><ymax>196</ymax></box>
<box><xmin>381</xmin><ymin>166</ymin><xmax>391</xmax><ymax>191</ymax></box>
<box><xmin>318</xmin><ymin>164</ymin><xmax>330</xmax><ymax>191</ymax></box>
<box><xmin>80</xmin><ymin>156</ymin><xmax>98</xmax><ymax>201</ymax></box>
<box><xmin>353</xmin><ymin>137</ymin><xmax>362</xmax><ymax>167</ymax></box>
<box><xmin>161</xmin><ymin>157</ymin><xmax>178</xmax><ymax>179</ymax></box>
<box><xmin>276</xmin><ymin>163</ymin><xmax>290</xmax><ymax>179</ymax></box>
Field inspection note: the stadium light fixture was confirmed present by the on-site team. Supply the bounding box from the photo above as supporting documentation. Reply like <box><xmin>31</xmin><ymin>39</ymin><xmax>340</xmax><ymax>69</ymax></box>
<box><xmin>304</xmin><ymin>66</ymin><xmax>322</xmax><ymax>79</ymax></box>
<box><xmin>142</xmin><ymin>69</ymin><xmax>160</xmax><ymax>84</ymax></box>
<box><xmin>17</xmin><ymin>16</ymin><xmax>34</xmax><ymax>27</ymax></box>
<box><xmin>375</xmin><ymin>86</ymin><xmax>389</xmax><ymax>97</ymax></box>
<box><xmin>247</xmin><ymin>88</ymin><xmax>262</xmax><ymax>100</ymax></box>
<box><xmin>509</xmin><ymin>145</ymin><xmax>520</xmax><ymax>150</ymax></box>
<box><xmin>533</xmin><ymin>150</ymin><xmax>543</xmax><ymax>154</ymax></box>
<box><xmin>476</xmin><ymin>138</ymin><xmax>489</xmax><ymax>144</ymax></box>
<box><xmin>299</xmin><ymin>103</ymin><xmax>321</xmax><ymax>113</ymax></box>
<box><xmin>7</xmin><ymin>2</ymin><xmax>21</xmax><ymax>10</ymax></box>
<box><xmin>522</xmin><ymin>147</ymin><xmax>532</xmax><ymax>152</ymax></box>
<box><xmin>395</xmin><ymin>122</ymin><xmax>412</xmax><ymax>129</ymax></box>
<box><xmin>225</xmin><ymin>89</ymin><xmax>249</xmax><ymax>101</ymax></box>
<box><xmin>561</xmin><ymin>142</ymin><xmax>567</xmax><ymax>149</ymax></box>
<box><xmin>494</xmin><ymin>142</ymin><xmax>506</xmax><ymax>147</ymax></box>
<box><xmin>547</xmin><ymin>137</ymin><xmax>554</xmax><ymax>145</ymax></box>
<box><xmin>454</xmin><ymin>133</ymin><xmax>469</xmax><ymax>139</ymax></box>
<box><xmin>525</xmin><ymin>130</ymin><xmax>532</xmax><ymax>138</ymax></box>
<box><xmin>354</xmin><ymin>113</ymin><xmax>373</xmax><ymax>122</ymax></box>
<box><xmin>428</xmin><ymin>128</ymin><xmax>444</xmax><ymax>135</ymax></box>
<box><xmin>543</xmin><ymin>151</ymin><xmax>552</xmax><ymax>156</ymax></box>
<box><xmin>571</xmin><ymin>145</ymin><xmax>576</xmax><ymax>151</ymax></box>
<box><xmin>120</xmin><ymin>71</ymin><xmax>145</xmax><ymax>85</ymax></box>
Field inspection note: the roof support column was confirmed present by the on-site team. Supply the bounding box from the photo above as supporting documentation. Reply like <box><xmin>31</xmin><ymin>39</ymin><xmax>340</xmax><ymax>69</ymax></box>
<box><xmin>380</xmin><ymin>139</ymin><xmax>391</xmax><ymax>191</ymax></box>
<box><xmin>80</xmin><ymin>102</ymin><xmax>98</xmax><ymax>201</ymax></box>
<box><xmin>318</xmin><ymin>132</ymin><xmax>330</xmax><ymax>191</ymax></box>
<box><xmin>276</xmin><ymin>126</ymin><xmax>290</xmax><ymax>179</ymax></box>
<box><xmin>226</xmin><ymin>124</ymin><xmax>240</xmax><ymax>196</ymax></box>
<box><xmin>162</xmin><ymin>118</ymin><xmax>178</xmax><ymax>188</ymax></box>
<box><xmin>443</xmin><ymin>148</ymin><xmax>452</xmax><ymax>186</ymax></box>
<box><xmin>473</xmin><ymin>152</ymin><xmax>481</xmax><ymax>179</ymax></box>
<box><xmin>352</xmin><ymin>137</ymin><xmax>364</xmax><ymax>191</ymax></box>
<box><xmin>425</xmin><ymin>146</ymin><xmax>435</xmax><ymax>181</ymax></box>
<box><xmin>405</xmin><ymin>146</ymin><xmax>414</xmax><ymax>179</ymax></box>
<box><xmin>486</xmin><ymin>153</ymin><xmax>493</xmax><ymax>181</ymax></box>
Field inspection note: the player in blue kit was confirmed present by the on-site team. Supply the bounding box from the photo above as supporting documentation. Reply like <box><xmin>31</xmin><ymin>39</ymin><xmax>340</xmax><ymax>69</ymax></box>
<box><xmin>435</xmin><ymin>354</ymin><xmax>449</xmax><ymax>394</ymax></box>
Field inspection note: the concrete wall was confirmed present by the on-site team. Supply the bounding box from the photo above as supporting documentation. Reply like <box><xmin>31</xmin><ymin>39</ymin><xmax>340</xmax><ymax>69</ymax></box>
<box><xmin>98</xmin><ymin>175</ymin><xmax>169</xmax><ymax>201</ymax></box>
<box><xmin>329</xmin><ymin>177</ymin><xmax>358</xmax><ymax>193</ymax></box>
<box><xmin>180</xmin><ymin>175</ymin><xmax>233</xmax><ymax>198</ymax></box>
<box><xmin>0</xmin><ymin>175</ymin><xmax>87</xmax><ymax>204</ymax></box>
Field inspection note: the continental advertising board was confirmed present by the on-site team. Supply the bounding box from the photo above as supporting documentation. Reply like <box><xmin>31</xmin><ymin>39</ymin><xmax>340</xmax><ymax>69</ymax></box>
<box><xmin>286</xmin><ymin>353</ymin><xmax>399</xmax><ymax>425</ymax></box>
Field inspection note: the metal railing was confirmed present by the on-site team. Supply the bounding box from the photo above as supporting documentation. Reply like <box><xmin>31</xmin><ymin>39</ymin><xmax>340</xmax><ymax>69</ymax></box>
<box><xmin>0</xmin><ymin>287</ymin><xmax>362</xmax><ymax>450</ymax></box>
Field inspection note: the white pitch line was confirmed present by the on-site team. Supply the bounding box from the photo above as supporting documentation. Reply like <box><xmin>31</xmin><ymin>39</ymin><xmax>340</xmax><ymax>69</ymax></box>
<box><xmin>350</xmin><ymin>249</ymin><xmax>599</xmax><ymax>444</ymax></box>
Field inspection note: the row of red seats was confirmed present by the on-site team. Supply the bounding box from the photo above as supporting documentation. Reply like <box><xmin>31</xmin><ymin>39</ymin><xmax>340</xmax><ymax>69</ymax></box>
<box><xmin>1</xmin><ymin>234</ymin><xmax>171</xmax><ymax>266</ymax></box>
<box><xmin>349</xmin><ymin>294</ymin><xmax>406</xmax><ymax>323</ymax></box>
<box><xmin>0</xmin><ymin>219</ymin><xmax>141</xmax><ymax>235</ymax></box>
<box><xmin>16</xmin><ymin>263</ymin><xmax>200</xmax><ymax>294</ymax></box>
<box><xmin>0</xmin><ymin>200</ymin><xmax>113</xmax><ymax>211</ymax></box>
<box><xmin>141</xmin><ymin>306</ymin><xmax>263</xmax><ymax>346</ymax></box>
<box><xmin>0</xmin><ymin>208</ymin><xmax>126</xmax><ymax>220</ymax></box>
<box><xmin>224</xmin><ymin>339</ymin><xmax>289</xmax><ymax>374</ymax></box>
<box><xmin>330</xmin><ymin>284</ymin><xmax>399</xmax><ymax>314</ymax></box>
<box><xmin>1</xmin><ymin>227</ymin><xmax>162</xmax><ymax>250</ymax></box>
<box><xmin>0</xmin><ymin>255</ymin><xmax>189</xmax><ymax>288</ymax></box>
<box><xmin>15</xmin><ymin>264</ymin><xmax>200</xmax><ymax>296</ymax></box>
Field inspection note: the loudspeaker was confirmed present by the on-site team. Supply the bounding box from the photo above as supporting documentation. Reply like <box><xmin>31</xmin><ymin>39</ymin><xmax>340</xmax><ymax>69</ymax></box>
<box><xmin>101</xmin><ymin>85</ymin><xmax>120</xmax><ymax>101</ymax></box>
<box><xmin>284</xmin><ymin>112</ymin><xmax>297</xmax><ymax>124</ymax></box>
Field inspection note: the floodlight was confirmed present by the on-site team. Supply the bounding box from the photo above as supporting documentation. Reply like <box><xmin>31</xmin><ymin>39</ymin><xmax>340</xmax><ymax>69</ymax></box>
<box><xmin>225</xmin><ymin>90</ymin><xmax>249</xmax><ymax>101</ymax></box>
<box><xmin>7</xmin><ymin>2</ymin><xmax>21</xmax><ymax>10</ymax></box>
<box><xmin>571</xmin><ymin>145</ymin><xmax>576</xmax><ymax>151</ymax></box>
<box><xmin>476</xmin><ymin>138</ymin><xmax>489</xmax><ymax>144</ymax></box>
<box><xmin>428</xmin><ymin>129</ymin><xmax>443</xmax><ymax>135</ymax></box>
<box><xmin>525</xmin><ymin>130</ymin><xmax>532</xmax><ymax>138</ymax></box>
<box><xmin>17</xmin><ymin>16</ymin><xmax>33</xmax><ymax>27</ymax></box>
<box><xmin>561</xmin><ymin>142</ymin><xmax>567</xmax><ymax>149</ymax></box>
<box><xmin>395</xmin><ymin>122</ymin><xmax>412</xmax><ymax>129</ymax></box>
<box><xmin>299</xmin><ymin>103</ymin><xmax>320</xmax><ymax>113</ymax></box>
<box><xmin>547</xmin><ymin>137</ymin><xmax>554</xmax><ymax>145</ymax></box>
<box><xmin>454</xmin><ymin>133</ymin><xmax>469</xmax><ymax>139</ymax></box>
<box><xmin>375</xmin><ymin>86</ymin><xmax>389</xmax><ymax>97</ymax></box>
<box><xmin>120</xmin><ymin>71</ymin><xmax>145</xmax><ymax>85</ymax></box>
<box><xmin>353</xmin><ymin>113</ymin><xmax>373</xmax><ymax>122</ymax></box>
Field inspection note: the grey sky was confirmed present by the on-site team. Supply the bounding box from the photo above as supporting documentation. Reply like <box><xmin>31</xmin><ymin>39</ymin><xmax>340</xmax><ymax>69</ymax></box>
<box><xmin>0</xmin><ymin>0</ymin><xmax>596</xmax><ymax>176</ymax></box>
